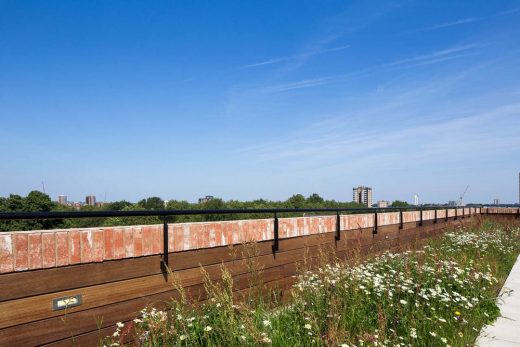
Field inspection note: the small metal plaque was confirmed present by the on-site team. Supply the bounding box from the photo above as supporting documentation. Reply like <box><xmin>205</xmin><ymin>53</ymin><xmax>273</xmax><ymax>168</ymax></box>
<box><xmin>52</xmin><ymin>294</ymin><xmax>83</xmax><ymax>311</ymax></box>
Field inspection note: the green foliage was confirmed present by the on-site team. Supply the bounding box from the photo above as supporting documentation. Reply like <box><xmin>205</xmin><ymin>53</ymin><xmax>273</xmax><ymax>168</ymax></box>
<box><xmin>391</xmin><ymin>200</ymin><xmax>410</xmax><ymax>207</ymax></box>
<box><xmin>106</xmin><ymin>200</ymin><xmax>133</xmax><ymax>211</ymax></box>
<box><xmin>138</xmin><ymin>197</ymin><xmax>165</xmax><ymax>210</ymax></box>
<box><xmin>102</xmin><ymin>205</ymin><xmax>162</xmax><ymax>227</ymax></box>
<box><xmin>287</xmin><ymin>194</ymin><xmax>306</xmax><ymax>208</ymax></box>
<box><xmin>306</xmin><ymin>193</ymin><xmax>324</xmax><ymax>205</ymax></box>
<box><xmin>0</xmin><ymin>191</ymin><xmax>64</xmax><ymax>231</ymax></box>
<box><xmin>0</xmin><ymin>192</ymin><xmax>367</xmax><ymax>231</ymax></box>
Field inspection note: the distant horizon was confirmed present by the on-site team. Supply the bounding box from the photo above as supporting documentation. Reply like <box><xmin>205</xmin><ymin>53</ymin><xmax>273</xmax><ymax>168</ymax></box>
<box><xmin>0</xmin><ymin>189</ymin><xmax>516</xmax><ymax>206</ymax></box>
<box><xmin>1</xmin><ymin>1</ymin><xmax>519</xmax><ymax>204</ymax></box>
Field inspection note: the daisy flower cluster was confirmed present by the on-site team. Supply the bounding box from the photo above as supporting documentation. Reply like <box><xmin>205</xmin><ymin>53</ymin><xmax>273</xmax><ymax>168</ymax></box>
<box><xmin>102</xmin><ymin>221</ymin><xmax>519</xmax><ymax>347</ymax></box>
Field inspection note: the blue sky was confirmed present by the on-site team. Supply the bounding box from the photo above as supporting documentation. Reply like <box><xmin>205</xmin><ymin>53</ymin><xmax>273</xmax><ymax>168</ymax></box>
<box><xmin>1</xmin><ymin>1</ymin><xmax>519</xmax><ymax>204</ymax></box>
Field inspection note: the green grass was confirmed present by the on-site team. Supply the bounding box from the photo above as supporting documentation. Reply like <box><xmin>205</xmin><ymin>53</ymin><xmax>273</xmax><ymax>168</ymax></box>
<box><xmin>102</xmin><ymin>219</ymin><xmax>520</xmax><ymax>347</ymax></box>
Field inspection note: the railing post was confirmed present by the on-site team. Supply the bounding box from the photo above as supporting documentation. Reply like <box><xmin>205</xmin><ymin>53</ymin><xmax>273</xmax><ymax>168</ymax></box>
<box><xmin>272</xmin><ymin>212</ymin><xmax>279</xmax><ymax>252</ymax></box>
<box><xmin>455</xmin><ymin>208</ymin><xmax>458</xmax><ymax>220</ymax></box>
<box><xmin>517</xmin><ymin>208</ymin><xmax>520</xmax><ymax>219</ymax></box>
<box><xmin>445</xmin><ymin>208</ymin><xmax>449</xmax><ymax>222</ymax></box>
<box><xmin>162</xmin><ymin>217</ymin><xmax>168</xmax><ymax>267</ymax></box>
<box><xmin>434</xmin><ymin>208</ymin><xmax>437</xmax><ymax>223</ymax></box>
<box><xmin>373</xmin><ymin>211</ymin><xmax>378</xmax><ymax>234</ymax></box>
<box><xmin>419</xmin><ymin>208</ymin><xmax>423</xmax><ymax>226</ymax></box>
<box><xmin>399</xmin><ymin>209</ymin><xmax>403</xmax><ymax>230</ymax></box>
<box><xmin>335</xmin><ymin>211</ymin><xmax>341</xmax><ymax>241</ymax></box>
<box><xmin>462</xmin><ymin>207</ymin><xmax>465</xmax><ymax>219</ymax></box>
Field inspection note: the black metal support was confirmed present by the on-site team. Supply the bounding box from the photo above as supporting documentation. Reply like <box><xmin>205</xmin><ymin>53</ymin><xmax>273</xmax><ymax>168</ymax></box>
<box><xmin>162</xmin><ymin>217</ymin><xmax>168</xmax><ymax>266</ymax></box>
<box><xmin>434</xmin><ymin>209</ymin><xmax>438</xmax><ymax>223</ymax></box>
<box><xmin>419</xmin><ymin>208</ymin><xmax>423</xmax><ymax>226</ymax></box>
<box><xmin>335</xmin><ymin>212</ymin><xmax>341</xmax><ymax>241</ymax></box>
<box><xmin>399</xmin><ymin>209</ymin><xmax>403</xmax><ymax>230</ymax></box>
<box><xmin>455</xmin><ymin>208</ymin><xmax>458</xmax><ymax>220</ymax></box>
<box><xmin>462</xmin><ymin>207</ymin><xmax>465</xmax><ymax>219</ymax></box>
<box><xmin>517</xmin><ymin>208</ymin><xmax>520</xmax><ymax>219</ymax></box>
<box><xmin>272</xmin><ymin>213</ymin><xmax>279</xmax><ymax>252</ymax></box>
<box><xmin>373</xmin><ymin>211</ymin><xmax>378</xmax><ymax>234</ymax></box>
<box><xmin>445</xmin><ymin>208</ymin><xmax>449</xmax><ymax>222</ymax></box>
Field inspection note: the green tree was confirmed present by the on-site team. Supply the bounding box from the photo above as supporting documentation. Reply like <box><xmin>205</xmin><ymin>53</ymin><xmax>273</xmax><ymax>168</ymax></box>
<box><xmin>202</xmin><ymin>198</ymin><xmax>227</xmax><ymax>221</ymax></box>
<box><xmin>166</xmin><ymin>200</ymin><xmax>197</xmax><ymax>223</ymax></box>
<box><xmin>306</xmin><ymin>193</ymin><xmax>324</xmax><ymax>205</ymax></box>
<box><xmin>391</xmin><ymin>200</ymin><xmax>410</xmax><ymax>207</ymax></box>
<box><xmin>287</xmin><ymin>194</ymin><xmax>306</xmax><ymax>208</ymax></box>
<box><xmin>106</xmin><ymin>200</ymin><xmax>132</xmax><ymax>211</ymax></box>
<box><xmin>138</xmin><ymin>197</ymin><xmax>164</xmax><ymax>210</ymax></box>
<box><xmin>103</xmin><ymin>205</ymin><xmax>162</xmax><ymax>226</ymax></box>
<box><xmin>24</xmin><ymin>190</ymin><xmax>54</xmax><ymax>212</ymax></box>
<box><xmin>0</xmin><ymin>191</ymin><xmax>64</xmax><ymax>231</ymax></box>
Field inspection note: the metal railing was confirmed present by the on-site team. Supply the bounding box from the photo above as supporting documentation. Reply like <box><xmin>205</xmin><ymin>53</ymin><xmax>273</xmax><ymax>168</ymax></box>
<box><xmin>0</xmin><ymin>206</ymin><xmax>483</xmax><ymax>266</ymax></box>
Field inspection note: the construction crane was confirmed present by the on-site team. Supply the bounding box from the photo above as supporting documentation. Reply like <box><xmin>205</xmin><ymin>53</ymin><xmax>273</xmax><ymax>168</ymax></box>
<box><xmin>458</xmin><ymin>185</ymin><xmax>469</xmax><ymax>206</ymax></box>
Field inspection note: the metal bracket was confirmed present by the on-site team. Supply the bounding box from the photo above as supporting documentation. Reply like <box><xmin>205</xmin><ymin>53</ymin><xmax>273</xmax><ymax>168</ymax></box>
<box><xmin>162</xmin><ymin>217</ymin><xmax>168</xmax><ymax>266</ymax></box>
<box><xmin>335</xmin><ymin>212</ymin><xmax>341</xmax><ymax>241</ymax></box>
<box><xmin>272</xmin><ymin>213</ymin><xmax>279</xmax><ymax>252</ymax></box>
<box><xmin>445</xmin><ymin>208</ymin><xmax>449</xmax><ymax>222</ymax></box>
<box><xmin>434</xmin><ymin>209</ymin><xmax>437</xmax><ymax>223</ymax></box>
<box><xmin>454</xmin><ymin>208</ymin><xmax>458</xmax><ymax>220</ymax></box>
<box><xmin>373</xmin><ymin>211</ymin><xmax>378</xmax><ymax>234</ymax></box>
<box><xmin>399</xmin><ymin>209</ymin><xmax>403</xmax><ymax>230</ymax></box>
<box><xmin>419</xmin><ymin>208</ymin><xmax>423</xmax><ymax>226</ymax></box>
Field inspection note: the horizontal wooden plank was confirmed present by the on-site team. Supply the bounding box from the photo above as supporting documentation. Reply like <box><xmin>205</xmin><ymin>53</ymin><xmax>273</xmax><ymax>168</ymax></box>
<box><xmin>0</xmin><ymin>238</ymin><xmax>341</xmax><ymax>329</ymax></box>
<box><xmin>0</xmin><ymin>263</ymin><xmax>293</xmax><ymax>345</ymax></box>
<box><xmin>0</xmin><ymin>228</ymin><xmax>345</xmax><ymax>302</ymax></box>
<box><xmin>0</xmin><ymin>242</ymin><xmax>272</xmax><ymax>302</ymax></box>
<box><xmin>0</xmin><ymin>217</ymin><xmax>471</xmax><ymax>346</ymax></box>
<box><xmin>0</xmin><ymin>219</ymin><xmax>437</xmax><ymax>303</ymax></box>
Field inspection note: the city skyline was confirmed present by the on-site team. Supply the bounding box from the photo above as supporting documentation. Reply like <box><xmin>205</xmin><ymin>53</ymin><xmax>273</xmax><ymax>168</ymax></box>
<box><xmin>6</xmin><ymin>189</ymin><xmax>512</xmax><ymax>206</ymax></box>
<box><xmin>1</xmin><ymin>1</ymin><xmax>519</xmax><ymax>203</ymax></box>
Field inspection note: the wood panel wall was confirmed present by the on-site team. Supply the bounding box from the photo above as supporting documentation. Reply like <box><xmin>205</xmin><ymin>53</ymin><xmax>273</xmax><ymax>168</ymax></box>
<box><xmin>0</xmin><ymin>216</ymin><xmax>479</xmax><ymax>346</ymax></box>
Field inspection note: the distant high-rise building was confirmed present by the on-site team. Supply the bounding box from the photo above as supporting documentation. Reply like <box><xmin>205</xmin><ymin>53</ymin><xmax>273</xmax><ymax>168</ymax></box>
<box><xmin>493</xmin><ymin>198</ymin><xmax>500</xmax><ymax>205</ymax></box>
<box><xmin>377</xmin><ymin>200</ymin><xmax>390</xmax><ymax>208</ymax></box>
<box><xmin>86</xmin><ymin>195</ymin><xmax>96</xmax><ymax>206</ymax></box>
<box><xmin>352</xmin><ymin>186</ymin><xmax>372</xmax><ymax>207</ymax></box>
<box><xmin>58</xmin><ymin>195</ymin><xmax>67</xmax><ymax>205</ymax></box>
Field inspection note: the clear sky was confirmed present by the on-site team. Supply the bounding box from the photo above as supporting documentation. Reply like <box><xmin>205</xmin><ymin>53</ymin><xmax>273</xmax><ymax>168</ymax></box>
<box><xmin>1</xmin><ymin>1</ymin><xmax>519</xmax><ymax>204</ymax></box>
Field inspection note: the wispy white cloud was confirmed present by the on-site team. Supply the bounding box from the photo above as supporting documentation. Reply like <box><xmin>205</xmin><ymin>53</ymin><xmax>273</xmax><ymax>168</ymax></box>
<box><xmin>495</xmin><ymin>7</ymin><xmax>520</xmax><ymax>16</ymax></box>
<box><xmin>239</xmin><ymin>45</ymin><xmax>350</xmax><ymax>70</ymax></box>
<box><xmin>382</xmin><ymin>44</ymin><xmax>481</xmax><ymax>68</ymax></box>
<box><xmin>239</xmin><ymin>101</ymin><xmax>520</xmax><ymax>168</ymax></box>
<box><xmin>401</xmin><ymin>7</ymin><xmax>519</xmax><ymax>35</ymax></box>
<box><xmin>412</xmin><ymin>17</ymin><xmax>480</xmax><ymax>33</ymax></box>
<box><xmin>261</xmin><ymin>77</ymin><xmax>334</xmax><ymax>93</ymax></box>
<box><xmin>259</xmin><ymin>43</ymin><xmax>482</xmax><ymax>93</ymax></box>
<box><xmin>236</xmin><ymin>56</ymin><xmax>519</xmax><ymax>170</ymax></box>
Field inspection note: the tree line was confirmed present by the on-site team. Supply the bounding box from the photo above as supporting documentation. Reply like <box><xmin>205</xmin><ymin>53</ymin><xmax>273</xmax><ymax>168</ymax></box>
<box><xmin>0</xmin><ymin>191</ymin><xmax>409</xmax><ymax>231</ymax></box>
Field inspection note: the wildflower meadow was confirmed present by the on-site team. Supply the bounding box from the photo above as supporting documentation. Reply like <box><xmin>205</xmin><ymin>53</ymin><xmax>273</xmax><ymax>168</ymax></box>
<box><xmin>103</xmin><ymin>219</ymin><xmax>520</xmax><ymax>347</ymax></box>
